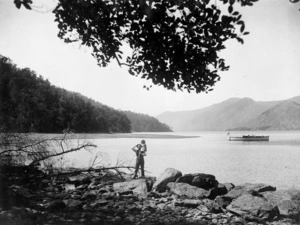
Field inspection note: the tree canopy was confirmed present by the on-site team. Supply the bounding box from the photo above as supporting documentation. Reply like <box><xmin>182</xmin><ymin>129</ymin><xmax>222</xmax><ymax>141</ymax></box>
<box><xmin>13</xmin><ymin>0</ymin><xmax>299</xmax><ymax>93</ymax></box>
<box><xmin>0</xmin><ymin>55</ymin><xmax>131</xmax><ymax>133</ymax></box>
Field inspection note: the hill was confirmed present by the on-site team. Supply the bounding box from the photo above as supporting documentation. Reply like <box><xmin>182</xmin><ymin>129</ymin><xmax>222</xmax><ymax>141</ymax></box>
<box><xmin>0</xmin><ymin>55</ymin><xmax>170</xmax><ymax>133</ymax></box>
<box><xmin>123</xmin><ymin>111</ymin><xmax>172</xmax><ymax>132</ymax></box>
<box><xmin>157</xmin><ymin>96</ymin><xmax>300</xmax><ymax>131</ymax></box>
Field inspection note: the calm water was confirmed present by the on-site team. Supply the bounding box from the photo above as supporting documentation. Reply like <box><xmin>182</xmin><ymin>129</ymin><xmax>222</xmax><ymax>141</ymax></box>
<box><xmin>66</xmin><ymin>131</ymin><xmax>300</xmax><ymax>190</ymax></box>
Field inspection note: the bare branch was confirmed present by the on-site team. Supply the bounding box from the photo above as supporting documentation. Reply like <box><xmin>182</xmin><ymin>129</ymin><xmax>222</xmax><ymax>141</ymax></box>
<box><xmin>29</xmin><ymin>143</ymin><xmax>97</xmax><ymax>166</ymax></box>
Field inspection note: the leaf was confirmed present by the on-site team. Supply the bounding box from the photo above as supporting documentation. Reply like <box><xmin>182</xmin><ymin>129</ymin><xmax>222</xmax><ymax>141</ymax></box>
<box><xmin>228</xmin><ymin>5</ymin><xmax>233</xmax><ymax>14</ymax></box>
<box><xmin>240</xmin><ymin>23</ymin><xmax>245</xmax><ymax>33</ymax></box>
<box><xmin>23</xmin><ymin>2</ymin><xmax>32</xmax><ymax>10</ymax></box>
<box><xmin>243</xmin><ymin>31</ymin><xmax>250</xmax><ymax>35</ymax></box>
<box><xmin>14</xmin><ymin>0</ymin><xmax>21</xmax><ymax>9</ymax></box>
<box><xmin>236</xmin><ymin>37</ymin><xmax>244</xmax><ymax>44</ymax></box>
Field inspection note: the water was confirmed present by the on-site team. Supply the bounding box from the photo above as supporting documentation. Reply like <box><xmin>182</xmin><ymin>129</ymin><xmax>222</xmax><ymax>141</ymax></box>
<box><xmin>66</xmin><ymin>131</ymin><xmax>300</xmax><ymax>190</ymax></box>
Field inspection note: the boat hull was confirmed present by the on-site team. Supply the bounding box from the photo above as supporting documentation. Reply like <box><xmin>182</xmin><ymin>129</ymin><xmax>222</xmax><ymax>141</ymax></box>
<box><xmin>229</xmin><ymin>136</ymin><xmax>269</xmax><ymax>142</ymax></box>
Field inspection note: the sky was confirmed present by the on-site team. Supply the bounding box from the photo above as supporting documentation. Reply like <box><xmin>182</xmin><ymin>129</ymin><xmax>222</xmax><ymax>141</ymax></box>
<box><xmin>0</xmin><ymin>0</ymin><xmax>300</xmax><ymax>116</ymax></box>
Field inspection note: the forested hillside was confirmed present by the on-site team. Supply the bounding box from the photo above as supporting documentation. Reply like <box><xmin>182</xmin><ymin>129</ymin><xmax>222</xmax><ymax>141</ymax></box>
<box><xmin>124</xmin><ymin>111</ymin><xmax>172</xmax><ymax>132</ymax></box>
<box><xmin>0</xmin><ymin>55</ymin><xmax>131</xmax><ymax>133</ymax></box>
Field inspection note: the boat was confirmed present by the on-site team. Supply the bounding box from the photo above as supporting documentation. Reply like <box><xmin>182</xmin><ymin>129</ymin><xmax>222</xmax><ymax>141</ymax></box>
<box><xmin>228</xmin><ymin>135</ymin><xmax>269</xmax><ymax>142</ymax></box>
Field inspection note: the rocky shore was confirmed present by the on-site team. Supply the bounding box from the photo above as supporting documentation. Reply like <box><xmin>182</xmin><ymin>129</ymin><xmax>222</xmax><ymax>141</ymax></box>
<box><xmin>0</xmin><ymin>166</ymin><xmax>299</xmax><ymax>225</ymax></box>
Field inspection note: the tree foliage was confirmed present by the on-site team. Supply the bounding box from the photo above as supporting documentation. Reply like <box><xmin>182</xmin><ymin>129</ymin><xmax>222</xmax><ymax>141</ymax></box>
<box><xmin>0</xmin><ymin>55</ymin><xmax>131</xmax><ymax>133</ymax></box>
<box><xmin>13</xmin><ymin>0</ymin><xmax>261</xmax><ymax>93</ymax></box>
<box><xmin>52</xmin><ymin>0</ymin><xmax>255</xmax><ymax>93</ymax></box>
<box><xmin>123</xmin><ymin>111</ymin><xmax>172</xmax><ymax>132</ymax></box>
<box><xmin>13</xmin><ymin>0</ymin><xmax>300</xmax><ymax>93</ymax></box>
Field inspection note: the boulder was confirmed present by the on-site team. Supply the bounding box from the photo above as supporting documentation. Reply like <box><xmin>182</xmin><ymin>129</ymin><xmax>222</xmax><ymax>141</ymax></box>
<box><xmin>113</xmin><ymin>178</ymin><xmax>147</xmax><ymax>192</ymax></box>
<box><xmin>132</xmin><ymin>180</ymin><xmax>148</xmax><ymax>197</ymax></box>
<box><xmin>227</xmin><ymin>194</ymin><xmax>280</xmax><ymax>220</ymax></box>
<box><xmin>226</xmin><ymin>183</ymin><xmax>276</xmax><ymax>199</ymax></box>
<box><xmin>207</xmin><ymin>183</ymin><xmax>228</xmax><ymax>199</ymax></box>
<box><xmin>215</xmin><ymin>195</ymin><xmax>233</xmax><ymax>209</ymax></box>
<box><xmin>203</xmin><ymin>199</ymin><xmax>223</xmax><ymax>213</ymax></box>
<box><xmin>167</xmin><ymin>182</ymin><xmax>209</xmax><ymax>199</ymax></box>
<box><xmin>222</xmin><ymin>183</ymin><xmax>235</xmax><ymax>192</ymax></box>
<box><xmin>153</xmin><ymin>168</ymin><xmax>182</xmax><ymax>192</ymax></box>
<box><xmin>176</xmin><ymin>173</ymin><xmax>218</xmax><ymax>190</ymax></box>
<box><xmin>263</xmin><ymin>189</ymin><xmax>300</xmax><ymax>218</ymax></box>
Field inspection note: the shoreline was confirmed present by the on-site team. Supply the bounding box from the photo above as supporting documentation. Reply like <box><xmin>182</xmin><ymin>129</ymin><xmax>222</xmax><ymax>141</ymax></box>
<box><xmin>38</xmin><ymin>132</ymin><xmax>201</xmax><ymax>140</ymax></box>
<box><xmin>0</xmin><ymin>166</ymin><xmax>299</xmax><ymax>225</ymax></box>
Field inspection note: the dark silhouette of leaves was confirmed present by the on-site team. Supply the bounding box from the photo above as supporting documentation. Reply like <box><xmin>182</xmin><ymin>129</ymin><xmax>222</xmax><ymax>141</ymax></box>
<box><xmin>13</xmin><ymin>0</ymin><xmax>300</xmax><ymax>93</ymax></box>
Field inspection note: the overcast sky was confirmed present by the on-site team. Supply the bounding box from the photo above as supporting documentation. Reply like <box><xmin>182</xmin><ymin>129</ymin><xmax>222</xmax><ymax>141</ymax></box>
<box><xmin>0</xmin><ymin>0</ymin><xmax>300</xmax><ymax>116</ymax></box>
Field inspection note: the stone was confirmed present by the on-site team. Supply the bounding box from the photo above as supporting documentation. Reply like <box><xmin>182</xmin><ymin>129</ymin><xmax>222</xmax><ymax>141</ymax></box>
<box><xmin>197</xmin><ymin>204</ymin><xmax>210</xmax><ymax>213</ymax></box>
<box><xmin>113</xmin><ymin>178</ymin><xmax>147</xmax><ymax>192</ymax></box>
<box><xmin>64</xmin><ymin>184</ymin><xmax>75</xmax><ymax>191</ymax></box>
<box><xmin>263</xmin><ymin>189</ymin><xmax>300</xmax><ymax>217</ymax></box>
<box><xmin>226</xmin><ymin>183</ymin><xmax>276</xmax><ymax>199</ymax></box>
<box><xmin>119</xmin><ymin>190</ymin><xmax>134</xmax><ymax>195</ymax></box>
<box><xmin>167</xmin><ymin>182</ymin><xmax>209</xmax><ymax>199</ymax></box>
<box><xmin>153</xmin><ymin>168</ymin><xmax>182</xmax><ymax>192</ymax></box>
<box><xmin>181</xmin><ymin>199</ymin><xmax>202</xmax><ymax>207</ymax></box>
<box><xmin>81</xmin><ymin>190</ymin><xmax>97</xmax><ymax>200</ymax></box>
<box><xmin>90</xmin><ymin>200</ymin><xmax>108</xmax><ymax>207</ymax></box>
<box><xmin>222</xmin><ymin>183</ymin><xmax>235</xmax><ymax>192</ymax></box>
<box><xmin>215</xmin><ymin>196</ymin><xmax>233</xmax><ymax>209</ymax></box>
<box><xmin>133</xmin><ymin>180</ymin><xmax>148</xmax><ymax>197</ymax></box>
<box><xmin>63</xmin><ymin>199</ymin><xmax>82</xmax><ymax>209</ymax></box>
<box><xmin>227</xmin><ymin>194</ymin><xmax>280</xmax><ymax>220</ymax></box>
<box><xmin>176</xmin><ymin>173</ymin><xmax>218</xmax><ymax>190</ymax></box>
<box><xmin>203</xmin><ymin>198</ymin><xmax>223</xmax><ymax>213</ymax></box>
<box><xmin>157</xmin><ymin>203</ymin><xmax>166</xmax><ymax>210</ymax></box>
<box><xmin>207</xmin><ymin>183</ymin><xmax>228</xmax><ymax>199</ymax></box>
<box><xmin>68</xmin><ymin>174</ymin><xmax>90</xmax><ymax>185</ymax></box>
<box><xmin>45</xmin><ymin>200</ymin><xmax>65</xmax><ymax>211</ymax></box>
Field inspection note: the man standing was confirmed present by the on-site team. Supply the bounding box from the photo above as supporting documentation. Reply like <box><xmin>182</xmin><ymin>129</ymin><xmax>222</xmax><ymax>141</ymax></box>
<box><xmin>132</xmin><ymin>140</ymin><xmax>147</xmax><ymax>179</ymax></box>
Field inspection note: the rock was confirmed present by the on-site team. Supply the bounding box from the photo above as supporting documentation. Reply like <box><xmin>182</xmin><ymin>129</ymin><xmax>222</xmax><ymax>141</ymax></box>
<box><xmin>197</xmin><ymin>204</ymin><xmax>210</xmax><ymax>213</ymax></box>
<box><xmin>215</xmin><ymin>196</ymin><xmax>233</xmax><ymax>209</ymax></box>
<box><xmin>207</xmin><ymin>183</ymin><xmax>228</xmax><ymax>199</ymax></box>
<box><xmin>119</xmin><ymin>190</ymin><xmax>134</xmax><ymax>196</ymax></box>
<box><xmin>45</xmin><ymin>200</ymin><xmax>65</xmax><ymax>211</ymax></box>
<box><xmin>157</xmin><ymin>203</ymin><xmax>166</xmax><ymax>210</ymax></box>
<box><xmin>227</xmin><ymin>194</ymin><xmax>280</xmax><ymax>220</ymax></box>
<box><xmin>181</xmin><ymin>199</ymin><xmax>202</xmax><ymax>207</ymax></box>
<box><xmin>63</xmin><ymin>199</ymin><xmax>82</xmax><ymax>209</ymax></box>
<box><xmin>113</xmin><ymin>178</ymin><xmax>148</xmax><ymax>193</ymax></box>
<box><xmin>132</xmin><ymin>180</ymin><xmax>148</xmax><ymax>197</ymax></box>
<box><xmin>64</xmin><ymin>184</ymin><xmax>75</xmax><ymax>191</ymax></box>
<box><xmin>90</xmin><ymin>200</ymin><xmax>109</xmax><ymax>208</ymax></box>
<box><xmin>223</xmin><ymin>183</ymin><xmax>235</xmax><ymax>192</ymax></box>
<box><xmin>226</xmin><ymin>183</ymin><xmax>276</xmax><ymax>199</ymax></box>
<box><xmin>203</xmin><ymin>199</ymin><xmax>223</xmax><ymax>213</ymax></box>
<box><xmin>176</xmin><ymin>173</ymin><xmax>218</xmax><ymax>190</ymax></box>
<box><xmin>153</xmin><ymin>168</ymin><xmax>182</xmax><ymax>192</ymax></box>
<box><xmin>98</xmin><ymin>187</ymin><xmax>108</xmax><ymax>194</ymax></box>
<box><xmin>81</xmin><ymin>190</ymin><xmax>97</xmax><ymax>200</ymax></box>
<box><xmin>167</xmin><ymin>182</ymin><xmax>209</xmax><ymax>199</ymax></box>
<box><xmin>68</xmin><ymin>174</ymin><xmax>90</xmax><ymax>185</ymax></box>
<box><xmin>263</xmin><ymin>189</ymin><xmax>300</xmax><ymax>217</ymax></box>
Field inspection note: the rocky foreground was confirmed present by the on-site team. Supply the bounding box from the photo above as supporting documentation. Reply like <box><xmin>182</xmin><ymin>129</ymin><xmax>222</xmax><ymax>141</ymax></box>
<box><xmin>0</xmin><ymin>166</ymin><xmax>300</xmax><ymax>225</ymax></box>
